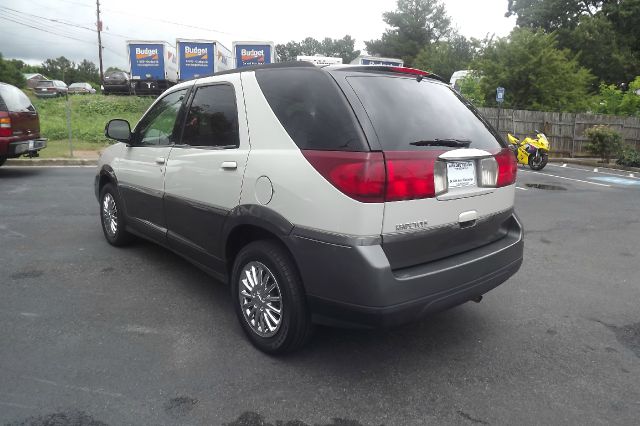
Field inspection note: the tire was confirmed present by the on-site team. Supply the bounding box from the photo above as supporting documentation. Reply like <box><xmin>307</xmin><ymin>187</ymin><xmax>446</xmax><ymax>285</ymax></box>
<box><xmin>99</xmin><ymin>183</ymin><xmax>133</xmax><ymax>246</ymax></box>
<box><xmin>231</xmin><ymin>240</ymin><xmax>313</xmax><ymax>354</ymax></box>
<box><xmin>0</xmin><ymin>156</ymin><xmax>6</xmax><ymax>167</ymax></box>
<box><xmin>529</xmin><ymin>152</ymin><xmax>548</xmax><ymax>171</ymax></box>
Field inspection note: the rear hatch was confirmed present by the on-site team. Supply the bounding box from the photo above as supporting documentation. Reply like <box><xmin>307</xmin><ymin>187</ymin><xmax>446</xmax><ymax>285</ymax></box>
<box><xmin>104</xmin><ymin>71</ymin><xmax>127</xmax><ymax>86</ymax></box>
<box><xmin>329</xmin><ymin>67</ymin><xmax>517</xmax><ymax>270</ymax></box>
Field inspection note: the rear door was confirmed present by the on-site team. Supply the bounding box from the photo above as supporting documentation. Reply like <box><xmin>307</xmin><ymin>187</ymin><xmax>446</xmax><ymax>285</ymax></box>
<box><xmin>163</xmin><ymin>74</ymin><xmax>249</xmax><ymax>271</ymax></box>
<box><xmin>0</xmin><ymin>84</ymin><xmax>39</xmax><ymax>138</ymax></box>
<box><xmin>331</xmin><ymin>70</ymin><xmax>517</xmax><ymax>269</ymax></box>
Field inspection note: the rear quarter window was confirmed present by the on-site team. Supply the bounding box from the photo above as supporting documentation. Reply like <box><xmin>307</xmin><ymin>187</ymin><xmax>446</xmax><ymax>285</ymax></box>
<box><xmin>0</xmin><ymin>84</ymin><xmax>33</xmax><ymax>112</ymax></box>
<box><xmin>345</xmin><ymin>75</ymin><xmax>505</xmax><ymax>152</ymax></box>
<box><xmin>255</xmin><ymin>68</ymin><xmax>368</xmax><ymax>151</ymax></box>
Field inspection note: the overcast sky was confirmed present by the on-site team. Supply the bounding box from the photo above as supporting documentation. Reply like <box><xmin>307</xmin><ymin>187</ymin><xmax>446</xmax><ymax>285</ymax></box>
<box><xmin>0</xmin><ymin>0</ymin><xmax>516</xmax><ymax>69</ymax></box>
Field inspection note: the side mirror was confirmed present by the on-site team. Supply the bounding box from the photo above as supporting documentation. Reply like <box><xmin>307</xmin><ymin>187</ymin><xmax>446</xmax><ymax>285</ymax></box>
<box><xmin>105</xmin><ymin>119</ymin><xmax>131</xmax><ymax>143</ymax></box>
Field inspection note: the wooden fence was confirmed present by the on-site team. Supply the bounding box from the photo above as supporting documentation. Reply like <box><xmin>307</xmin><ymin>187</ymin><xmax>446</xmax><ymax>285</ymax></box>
<box><xmin>478</xmin><ymin>108</ymin><xmax>640</xmax><ymax>157</ymax></box>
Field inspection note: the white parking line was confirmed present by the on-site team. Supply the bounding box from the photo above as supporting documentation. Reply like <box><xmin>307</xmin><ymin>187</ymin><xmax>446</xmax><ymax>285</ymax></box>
<box><xmin>519</xmin><ymin>169</ymin><xmax>612</xmax><ymax>187</ymax></box>
<box><xmin>547</xmin><ymin>163</ymin><xmax>640</xmax><ymax>180</ymax></box>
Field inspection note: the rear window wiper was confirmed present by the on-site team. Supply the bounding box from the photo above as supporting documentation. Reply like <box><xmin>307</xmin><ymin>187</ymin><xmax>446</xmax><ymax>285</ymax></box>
<box><xmin>410</xmin><ymin>138</ymin><xmax>471</xmax><ymax>148</ymax></box>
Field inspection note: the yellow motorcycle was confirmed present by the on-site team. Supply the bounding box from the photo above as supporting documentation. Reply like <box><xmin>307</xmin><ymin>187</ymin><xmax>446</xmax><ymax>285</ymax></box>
<box><xmin>507</xmin><ymin>130</ymin><xmax>550</xmax><ymax>171</ymax></box>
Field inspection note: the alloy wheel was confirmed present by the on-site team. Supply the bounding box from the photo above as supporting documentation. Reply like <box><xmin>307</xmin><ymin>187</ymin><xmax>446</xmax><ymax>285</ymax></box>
<box><xmin>238</xmin><ymin>261</ymin><xmax>283</xmax><ymax>338</ymax></box>
<box><xmin>102</xmin><ymin>193</ymin><xmax>118</xmax><ymax>237</ymax></box>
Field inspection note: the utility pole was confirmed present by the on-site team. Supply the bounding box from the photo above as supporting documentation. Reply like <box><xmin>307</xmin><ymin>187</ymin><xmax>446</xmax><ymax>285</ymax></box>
<box><xmin>96</xmin><ymin>0</ymin><xmax>104</xmax><ymax>84</ymax></box>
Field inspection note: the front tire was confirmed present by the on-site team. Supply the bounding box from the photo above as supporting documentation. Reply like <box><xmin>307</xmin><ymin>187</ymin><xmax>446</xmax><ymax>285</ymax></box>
<box><xmin>99</xmin><ymin>183</ymin><xmax>133</xmax><ymax>246</ymax></box>
<box><xmin>231</xmin><ymin>240</ymin><xmax>313</xmax><ymax>354</ymax></box>
<box><xmin>0</xmin><ymin>156</ymin><xmax>6</xmax><ymax>167</ymax></box>
<box><xmin>529</xmin><ymin>151</ymin><xmax>548</xmax><ymax>170</ymax></box>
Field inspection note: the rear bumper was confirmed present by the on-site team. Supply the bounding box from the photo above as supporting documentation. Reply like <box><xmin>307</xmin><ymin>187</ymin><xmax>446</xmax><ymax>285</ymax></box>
<box><xmin>34</xmin><ymin>91</ymin><xmax>61</xmax><ymax>97</ymax></box>
<box><xmin>0</xmin><ymin>138</ymin><xmax>47</xmax><ymax>157</ymax></box>
<box><xmin>103</xmin><ymin>84</ymin><xmax>131</xmax><ymax>93</ymax></box>
<box><xmin>288</xmin><ymin>213</ymin><xmax>524</xmax><ymax>329</ymax></box>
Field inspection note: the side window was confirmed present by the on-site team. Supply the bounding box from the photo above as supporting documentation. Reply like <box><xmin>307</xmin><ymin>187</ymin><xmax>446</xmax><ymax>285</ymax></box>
<box><xmin>181</xmin><ymin>84</ymin><xmax>239</xmax><ymax>148</ymax></box>
<box><xmin>136</xmin><ymin>89</ymin><xmax>187</xmax><ymax>146</ymax></box>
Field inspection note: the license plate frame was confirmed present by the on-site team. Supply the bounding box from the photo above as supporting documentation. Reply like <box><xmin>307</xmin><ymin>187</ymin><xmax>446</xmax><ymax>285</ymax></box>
<box><xmin>447</xmin><ymin>160</ymin><xmax>477</xmax><ymax>189</ymax></box>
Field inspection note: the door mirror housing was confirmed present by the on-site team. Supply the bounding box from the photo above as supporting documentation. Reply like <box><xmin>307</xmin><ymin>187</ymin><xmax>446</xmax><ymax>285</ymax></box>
<box><xmin>105</xmin><ymin>119</ymin><xmax>132</xmax><ymax>143</ymax></box>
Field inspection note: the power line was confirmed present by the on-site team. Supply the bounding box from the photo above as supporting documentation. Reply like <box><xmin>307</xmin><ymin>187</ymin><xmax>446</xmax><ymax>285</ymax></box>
<box><xmin>0</xmin><ymin>15</ymin><xmax>127</xmax><ymax>60</ymax></box>
<box><xmin>0</xmin><ymin>15</ymin><xmax>93</xmax><ymax>45</ymax></box>
<box><xmin>0</xmin><ymin>5</ymin><xmax>132</xmax><ymax>39</ymax></box>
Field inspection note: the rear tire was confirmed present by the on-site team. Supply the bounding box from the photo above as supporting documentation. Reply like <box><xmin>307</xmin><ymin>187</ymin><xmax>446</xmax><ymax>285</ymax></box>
<box><xmin>99</xmin><ymin>183</ymin><xmax>133</xmax><ymax>246</ymax></box>
<box><xmin>231</xmin><ymin>240</ymin><xmax>313</xmax><ymax>355</ymax></box>
<box><xmin>529</xmin><ymin>152</ymin><xmax>548</xmax><ymax>171</ymax></box>
<box><xmin>0</xmin><ymin>156</ymin><xmax>6</xmax><ymax>167</ymax></box>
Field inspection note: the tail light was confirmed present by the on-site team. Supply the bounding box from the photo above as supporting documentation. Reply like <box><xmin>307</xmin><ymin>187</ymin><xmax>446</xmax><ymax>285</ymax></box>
<box><xmin>303</xmin><ymin>147</ymin><xmax>517</xmax><ymax>204</ymax></box>
<box><xmin>494</xmin><ymin>147</ymin><xmax>518</xmax><ymax>187</ymax></box>
<box><xmin>384</xmin><ymin>151</ymin><xmax>443</xmax><ymax>201</ymax></box>
<box><xmin>301</xmin><ymin>151</ymin><xmax>386</xmax><ymax>203</ymax></box>
<box><xmin>0</xmin><ymin>112</ymin><xmax>11</xmax><ymax>137</ymax></box>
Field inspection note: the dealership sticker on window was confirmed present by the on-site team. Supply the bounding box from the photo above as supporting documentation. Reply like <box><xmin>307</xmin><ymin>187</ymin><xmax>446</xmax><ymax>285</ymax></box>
<box><xmin>447</xmin><ymin>161</ymin><xmax>476</xmax><ymax>188</ymax></box>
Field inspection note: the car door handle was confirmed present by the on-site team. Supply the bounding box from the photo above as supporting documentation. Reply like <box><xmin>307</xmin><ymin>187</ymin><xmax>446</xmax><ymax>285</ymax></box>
<box><xmin>221</xmin><ymin>161</ymin><xmax>237</xmax><ymax>170</ymax></box>
<box><xmin>155</xmin><ymin>157</ymin><xmax>166</xmax><ymax>165</ymax></box>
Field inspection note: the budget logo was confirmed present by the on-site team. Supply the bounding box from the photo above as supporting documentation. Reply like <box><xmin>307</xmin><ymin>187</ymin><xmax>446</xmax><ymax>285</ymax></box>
<box><xmin>135</xmin><ymin>47</ymin><xmax>159</xmax><ymax>60</ymax></box>
<box><xmin>241</xmin><ymin>48</ymin><xmax>265</xmax><ymax>64</ymax></box>
<box><xmin>185</xmin><ymin>46</ymin><xmax>208</xmax><ymax>60</ymax></box>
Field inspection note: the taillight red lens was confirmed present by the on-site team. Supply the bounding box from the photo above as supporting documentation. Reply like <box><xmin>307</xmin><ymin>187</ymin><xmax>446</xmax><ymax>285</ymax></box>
<box><xmin>389</xmin><ymin>67</ymin><xmax>430</xmax><ymax>76</ymax></box>
<box><xmin>302</xmin><ymin>151</ymin><xmax>386</xmax><ymax>203</ymax></box>
<box><xmin>0</xmin><ymin>113</ymin><xmax>11</xmax><ymax>137</ymax></box>
<box><xmin>302</xmin><ymin>150</ymin><xmax>448</xmax><ymax>203</ymax></box>
<box><xmin>495</xmin><ymin>148</ymin><xmax>518</xmax><ymax>187</ymax></box>
<box><xmin>384</xmin><ymin>151</ymin><xmax>443</xmax><ymax>201</ymax></box>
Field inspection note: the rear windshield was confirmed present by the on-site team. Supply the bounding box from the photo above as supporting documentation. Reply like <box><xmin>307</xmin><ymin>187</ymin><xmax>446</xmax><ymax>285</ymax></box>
<box><xmin>106</xmin><ymin>72</ymin><xmax>126</xmax><ymax>79</ymax></box>
<box><xmin>346</xmin><ymin>75</ymin><xmax>505</xmax><ymax>151</ymax></box>
<box><xmin>37</xmin><ymin>81</ymin><xmax>54</xmax><ymax>87</ymax></box>
<box><xmin>255</xmin><ymin>68</ymin><xmax>367</xmax><ymax>151</ymax></box>
<box><xmin>0</xmin><ymin>84</ymin><xmax>33</xmax><ymax>112</ymax></box>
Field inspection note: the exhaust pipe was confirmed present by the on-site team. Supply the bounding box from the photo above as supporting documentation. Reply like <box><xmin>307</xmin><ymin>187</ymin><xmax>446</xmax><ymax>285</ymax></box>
<box><xmin>472</xmin><ymin>296</ymin><xmax>483</xmax><ymax>303</ymax></box>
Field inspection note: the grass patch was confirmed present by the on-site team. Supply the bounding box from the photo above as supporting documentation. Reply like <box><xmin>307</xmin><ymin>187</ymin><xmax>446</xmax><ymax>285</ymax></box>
<box><xmin>29</xmin><ymin>93</ymin><xmax>155</xmax><ymax>144</ymax></box>
<box><xmin>37</xmin><ymin>139</ymin><xmax>111</xmax><ymax>158</ymax></box>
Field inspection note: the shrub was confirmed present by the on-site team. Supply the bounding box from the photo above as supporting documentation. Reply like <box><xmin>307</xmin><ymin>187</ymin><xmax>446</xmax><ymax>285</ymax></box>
<box><xmin>617</xmin><ymin>145</ymin><xmax>640</xmax><ymax>168</ymax></box>
<box><xmin>584</xmin><ymin>125</ymin><xmax>622</xmax><ymax>163</ymax></box>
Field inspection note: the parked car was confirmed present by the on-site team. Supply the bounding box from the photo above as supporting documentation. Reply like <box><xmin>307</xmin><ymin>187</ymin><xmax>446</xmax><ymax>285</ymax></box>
<box><xmin>0</xmin><ymin>82</ymin><xmax>47</xmax><ymax>166</ymax></box>
<box><xmin>68</xmin><ymin>82</ymin><xmax>96</xmax><ymax>94</ymax></box>
<box><xmin>96</xmin><ymin>62</ymin><xmax>523</xmax><ymax>354</ymax></box>
<box><xmin>102</xmin><ymin>71</ymin><xmax>133</xmax><ymax>95</ymax></box>
<box><xmin>34</xmin><ymin>80</ymin><xmax>68</xmax><ymax>98</ymax></box>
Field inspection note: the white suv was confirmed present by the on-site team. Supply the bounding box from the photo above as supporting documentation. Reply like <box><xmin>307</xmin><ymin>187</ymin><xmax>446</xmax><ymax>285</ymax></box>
<box><xmin>96</xmin><ymin>63</ymin><xmax>523</xmax><ymax>354</ymax></box>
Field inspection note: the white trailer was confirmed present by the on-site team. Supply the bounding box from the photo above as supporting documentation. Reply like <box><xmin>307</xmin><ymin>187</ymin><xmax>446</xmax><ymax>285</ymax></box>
<box><xmin>350</xmin><ymin>55</ymin><xmax>404</xmax><ymax>67</ymax></box>
<box><xmin>176</xmin><ymin>39</ymin><xmax>232</xmax><ymax>81</ymax></box>
<box><xmin>127</xmin><ymin>40</ymin><xmax>178</xmax><ymax>94</ymax></box>
<box><xmin>296</xmin><ymin>55</ymin><xmax>343</xmax><ymax>66</ymax></box>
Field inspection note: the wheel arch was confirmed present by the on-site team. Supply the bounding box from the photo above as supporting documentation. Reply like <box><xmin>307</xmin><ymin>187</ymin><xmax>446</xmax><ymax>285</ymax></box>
<box><xmin>223</xmin><ymin>205</ymin><xmax>296</xmax><ymax>276</ymax></box>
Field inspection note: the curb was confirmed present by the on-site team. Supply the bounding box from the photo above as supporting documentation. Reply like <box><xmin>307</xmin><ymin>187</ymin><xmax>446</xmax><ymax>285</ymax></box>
<box><xmin>549</xmin><ymin>158</ymin><xmax>640</xmax><ymax>173</ymax></box>
<box><xmin>6</xmin><ymin>158</ymin><xmax>98</xmax><ymax>167</ymax></box>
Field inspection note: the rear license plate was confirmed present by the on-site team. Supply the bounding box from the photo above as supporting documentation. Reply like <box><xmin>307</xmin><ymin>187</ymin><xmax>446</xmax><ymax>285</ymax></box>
<box><xmin>447</xmin><ymin>161</ymin><xmax>476</xmax><ymax>188</ymax></box>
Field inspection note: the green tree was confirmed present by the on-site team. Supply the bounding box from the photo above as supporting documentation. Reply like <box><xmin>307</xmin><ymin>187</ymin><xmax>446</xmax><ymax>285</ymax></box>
<box><xmin>75</xmin><ymin>59</ymin><xmax>100</xmax><ymax>85</ymax></box>
<box><xmin>413</xmin><ymin>33</ymin><xmax>478</xmax><ymax>80</ymax></box>
<box><xmin>506</xmin><ymin>0</ymin><xmax>604</xmax><ymax>31</ymax></box>
<box><xmin>276</xmin><ymin>36</ymin><xmax>360</xmax><ymax>64</ymax></box>
<box><xmin>564</xmin><ymin>14</ymin><xmax>640</xmax><ymax>85</ymax></box>
<box><xmin>0</xmin><ymin>53</ymin><xmax>26</xmax><ymax>87</ymax></box>
<box><xmin>458</xmin><ymin>74</ymin><xmax>485</xmax><ymax>107</ymax></box>
<box><xmin>594</xmin><ymin>76</ymin><xmax>640</xmax><ymax>116</ymax></box>
<box><xmin>41</xmin><ymin>56</ymin><xmax>75</xmax><ymax>83</ymax></box>
<box><xmin>474</xmin><ymin>28</ymin><xmax>594</xmax><ymax>111</ymax></box>
<box><xmin>365</xmin><ymin>0</ymin><xmax>452</xmax><ymax>66</ymax></box>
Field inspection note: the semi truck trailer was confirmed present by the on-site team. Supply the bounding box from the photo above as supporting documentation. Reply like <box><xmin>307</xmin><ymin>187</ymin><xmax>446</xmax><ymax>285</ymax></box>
<box><xmin>176</xmin><ymin>39</ymin><xmax>232</xmax><ymax>81</ymax></box>
<box><xmin>232</xmin><ymin>41</ymin><xmax>276</xmax><ymax>68</ymax></box>
<box><xmin>127</xmin><ymin>40</ymin><xmax>178</xmax><ymax>95</ymax></box>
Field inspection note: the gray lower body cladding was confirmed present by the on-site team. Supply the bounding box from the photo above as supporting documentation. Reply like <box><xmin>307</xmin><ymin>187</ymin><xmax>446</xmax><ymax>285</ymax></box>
<box><xmin>288</xmin><ymin>213</ymin><xmax>524</xmax><ymax>329</ymax></box>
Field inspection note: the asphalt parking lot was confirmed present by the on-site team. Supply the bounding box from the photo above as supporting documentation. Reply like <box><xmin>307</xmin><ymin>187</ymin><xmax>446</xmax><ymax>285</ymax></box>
<box><xmin>1</xmin><ymin>164</ymin><xmax>639</xmax><ymax>425</ymax></box>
